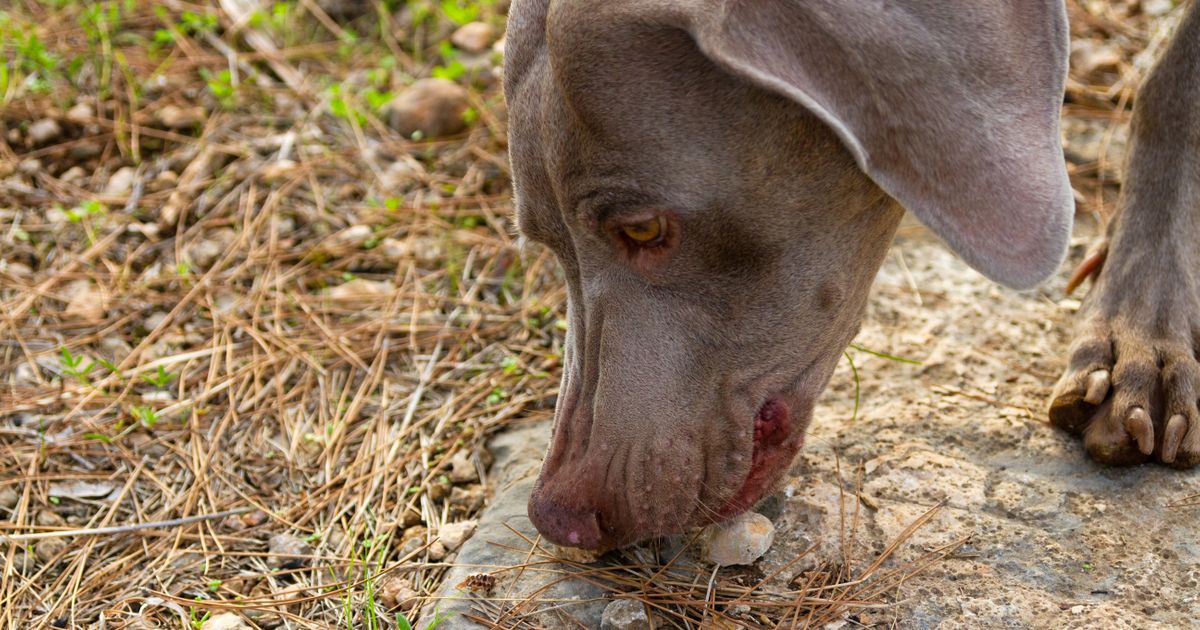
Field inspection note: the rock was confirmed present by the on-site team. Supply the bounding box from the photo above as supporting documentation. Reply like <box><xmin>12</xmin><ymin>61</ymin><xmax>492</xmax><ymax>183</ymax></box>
<box><xmin>427</xmin><ymin>540</ymin><xmax>447</xmax><ymax>561</ymax></box>
<box><xmin>333</xmin><ymin>224</ymin><xmax>373</xmax><ymax>247</ymax></box>
<box><xmin>379</xmin><ymin>159</ymin><xmax>423</xmax><ymax>192</ymax></box>
<box><xmin>1143</xmin><ymin>0</ymin><xmax>1174</xmax><ymax>16</ymax></box>
<box><xmin>48</xmin><ymin>480</ymin><xmax>116</xmax><ymax>500</ymax></box>
<box><xmin>1071</xmin><ymin>40</ymin><xmax>1123</xmax><ymax>79</ymax></box>
<box><xmin>437</xmin><ymin>520</ymin><xmax>477</xmax><ymax>552</ymax></box>
<box><xmin>383</xmin><ymin>78</ymin><xmax>471</xmax><ymax>139</ymax></box>
<box><xmin>17</xmin><ymin>157</ymin><xmax>41</xmax><ymax>175</ymax></box>
<box><xmin>451</xmin><ymin>22</ymin><xmax>497</xmax><ymax>53</ymax></box>
<box><xmin>241</xmin><ymin>510</ymin><xmax>269</xmax><ymax>527</ymax></box>
<box><xmin>259</xmin><ymin>159</ymin><xmax>297</xmax><ymax>184</ymax></box>
<box><xmin>380</xmin><ymin>237</ymin><xmax>441</xmax><ymax>262</ymax></box>
<box><xmin>62</xmin><ymin>280</ymin><xmax>109</xmax><ymax>320</ymax></box>
<box><xmin>200</xmin><ymin>612</ymin><xmax>251</xmax><ymax>630</ymax></box>
<box><xmin>702</xmin><ymin>512</ymin><xmax>775</xmax><ymax>567</ymax></box>
<box><xmin>601</xmin><ymin>599</ymin><xmax>651</xmax><ymax>630</ymax></box>
<box><xmin>60</xmin><ymin>166</ymin><xmax>87</xmax><ymax>185</ymax></box>
<box><xmin>0</xmin><ymin>486</ymin><xmax>19</xmax><ymax>510</ymax></box>
<box><xmin>267</xmin><ymin>533</ymin><xmax>313</xmax><ymax>569</ymax></box>
<box><xmin>152</xmin><ymin>169</ymin><xmax>179</xmax><ymax>190</ymax></box>
<box><xmin>28</xmin><ymin>119</ymin><xmax>63</xmax><ymax>145</ymax></box>
<box><xmin>65</xmin><ymin>102</ymin><xmax>94</xmax><ymax>125</ymax></box>
<box><xmin>447</xmin><ymin>450</ymin><xmax>479</xmax><ymax>484</ymax></box>
<box><xmin>156</xmin><ymin>104</ymin><xmax>204</xmax><ymax>129</ymax></box>
<box><xmin>104</xmin><ymin>166</ymin><xmax>138</xmax><ymax>196</ymax></box>
<box><xmin>326</xmin><ymin>278</ymin><xmax>395</xmax><ymax>300</ymax></box>
<box><xmin>401</xmin><ymin>505</ymin><xmax>423</xmax><ymax>528</ymax></box>
<box><xmin>185</xmin><ymin>228</ymin><xmax>237</xmax><ymax>269</ymax></box>
<box><xmin>449</xmin><ymin>486</ymin><xmax>485</xmax><ymax>513</ymax></box>
<box><xmin>378</xmin><ymin>575</ymin><xmax>420</xmax><ymax>611</ymax></box>
<box><xmin>34</xmin><ymin>538</ymin><xmax>67</xmax><ymax>564</ymax></box>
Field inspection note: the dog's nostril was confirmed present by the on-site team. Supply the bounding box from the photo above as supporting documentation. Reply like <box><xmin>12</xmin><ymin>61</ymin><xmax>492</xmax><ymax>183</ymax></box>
<box><xmin>528</xmin><ymin>491</ymin><xmax>604</xmax><ymax>549</ymax></box>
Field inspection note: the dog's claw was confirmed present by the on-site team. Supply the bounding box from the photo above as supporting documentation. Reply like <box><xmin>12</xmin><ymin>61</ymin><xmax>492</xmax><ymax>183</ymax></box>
<box><xmin>1084</xmin><ymin>370</ymin><xmax>1110</xmax><ymax>404</ymax></box>
<box><xmin>1124</xmin><ymin>408</ymin><xmax>1154</xmax><ymax>455</ymax></box>
<box><xmin>1162</xmin><ymin>414</ymin><xmax>1187</xmax><ymax>463</ymax></box>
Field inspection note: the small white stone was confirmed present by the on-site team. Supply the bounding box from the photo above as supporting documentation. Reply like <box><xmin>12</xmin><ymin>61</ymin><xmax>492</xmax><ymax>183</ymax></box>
<box><xmin>104</xmin><ymin>166</ymin><xmax>138</xmax><ymax>196</ymax></box>
<box><xmin>1070</xmin><ymin>605</ymin><xmax>1085</xmax><ymax>615</ymax></box>
<box><xmin>437</xmin><ymin>520</ymin><xmax>477</xmax><ymax>552</ymax></box>
<box><xmin>333</xmin><ymin>224</ymin><xmax>373</xmax><ymax>247</ymax></box>
<box><xmin>451</xmin><ymin>21</ymin><xmax>497</xmax><ymax>53</ymax></box>
<box><xmin>601</xmin><ymin>599</ymin><xmax>651</xmax><ymax>630</ymax></box>
<box><xmin>66</xmin><ymin>102</ymin><xmax>94</xmax><ymax>125</ymax></box>
<box><xmin>702</xmin><ymin>511</ymin><xmax>775</xmax><ymax>567</ymax></box>
<box><xmin>326</xmin><ymin>278</ymin><xmax>395</xmax><ymax>300</ymax></box>
<box><xmin>156</xmin><ymin>104</ymin><xmax>204</xmax><ymax>129</ymax></box>
<box><xmin>28</xmin><ymin>119</ymin><xmax>63</xmax><ymax>144</ymax></box>
<box><xmin>447</xmin><ymin>450</ymin><xmax>479</xmax><ymax>483</ymax></box>
<box><xmin>62</xmin><ymin>279</ymin><xmax>108</xmax><ymax>320</ymax></box>
<box><xmin>200</xmin><ymin>612</ymin><xmax>251</xmax><ymax>630</ymax></box>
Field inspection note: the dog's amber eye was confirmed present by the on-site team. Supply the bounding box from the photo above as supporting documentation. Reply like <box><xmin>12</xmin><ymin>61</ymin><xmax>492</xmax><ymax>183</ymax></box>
<box><xmin>620</xmin><ymin>217</ymin><xmax>665</xmax><ymax>244</ymax></box>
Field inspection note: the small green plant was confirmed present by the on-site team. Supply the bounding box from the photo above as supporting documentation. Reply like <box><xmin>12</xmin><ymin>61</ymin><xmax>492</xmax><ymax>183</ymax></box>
<box><xmin>439</xmin><ymin>0</ymin><xmax>480</xmax><ymax>25</ymax></box>
<box><xmin>189</xmin><ymin>607</ymin><xmax>210</xmax><ymax>629</ymax></box>
<box><xmin>499</xmin><ymin>355</ymin><xmax>520</xmax><ymax>375</ymax></box>
<box><xmin>59</xmin><ymin>346</ymin><xmax>96</xmax><ymax>385</ymax></box>
<box><xmin>431</xmin><ymin>41</ymin><xmax>466</xmax><ymax>81</ymax></box>
<box><xmin>131</xmin><ymin>405</ymin><xmax>160</xmax><ymax>428</ymax></box>
<box><xmin>200</xmin><ymin>68</ymin><xmax>236</xmax><ymax>108</ymax></box>
<box><xmin>142</xmin><ymin>365</ymin><xmax>177</xmax><ymax>388</ymax></box>
<box><xmin>206</xmin><ymin>578</ymin><xmax>223</xmax><ymax>592</ymax></box>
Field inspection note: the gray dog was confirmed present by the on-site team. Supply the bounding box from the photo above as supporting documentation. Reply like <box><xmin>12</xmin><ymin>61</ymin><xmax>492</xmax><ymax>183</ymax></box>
<box><xmin>503</xmin><ymin>0</ymin><xmax>1200</xmax><ymax>550</ymax></box>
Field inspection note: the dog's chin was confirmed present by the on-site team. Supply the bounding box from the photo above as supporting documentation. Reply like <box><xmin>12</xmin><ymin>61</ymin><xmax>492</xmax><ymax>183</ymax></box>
<box><xmin>714</xmin><ymin>395</ymin><xmax>808</xmax><ymax>520</ymax></box>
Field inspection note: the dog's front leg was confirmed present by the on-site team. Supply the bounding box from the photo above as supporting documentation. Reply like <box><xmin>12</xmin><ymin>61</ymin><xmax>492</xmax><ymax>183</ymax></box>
<box><xmin>1050</xmin><ymin>2</ymin><xmax>1200</xmax><ymax>467</ymax></box>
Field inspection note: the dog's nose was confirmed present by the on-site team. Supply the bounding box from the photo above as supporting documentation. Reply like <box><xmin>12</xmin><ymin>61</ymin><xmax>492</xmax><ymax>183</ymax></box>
<box><xmin>527</xmin><ymin>489</ymin><xmax>603</xmax><ymax>549</ymax></box>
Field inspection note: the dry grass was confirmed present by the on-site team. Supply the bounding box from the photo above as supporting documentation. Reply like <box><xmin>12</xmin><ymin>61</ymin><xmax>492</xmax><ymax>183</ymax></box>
<box><xmin>1</xmin><ymin>1</ymin><xmax>563</xmax><ymax>627</ymax></box>
<box><xmin>0</xmin><ymin>0</ymin><xmax>1186</xmax><ymax>628</ymax></box>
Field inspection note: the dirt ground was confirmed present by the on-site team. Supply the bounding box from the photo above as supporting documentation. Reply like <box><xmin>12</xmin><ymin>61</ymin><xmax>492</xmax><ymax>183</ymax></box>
<box><xmin>1</xmin><ymin>1</ymin><xmax>1196</xmax><ymax>629</ymax></box>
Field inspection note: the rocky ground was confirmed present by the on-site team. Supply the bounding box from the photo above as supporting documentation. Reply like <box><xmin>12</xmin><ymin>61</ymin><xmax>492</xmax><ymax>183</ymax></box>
<box><xmin>431</xmin><ymin>218</ymin><xmax>1200</xmax><ymax>630</ymax></box>
<box><xmin>2</xmin><ymin>0</ymin><xmax>1195</xmax><ymax>628</ymax></box>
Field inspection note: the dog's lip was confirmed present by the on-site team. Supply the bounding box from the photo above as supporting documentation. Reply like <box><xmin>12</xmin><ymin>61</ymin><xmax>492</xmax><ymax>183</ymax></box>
<box><xmin>711</xmin><ymin>394</ymin><xmax>800</xmax><ymax>518</ymax></box>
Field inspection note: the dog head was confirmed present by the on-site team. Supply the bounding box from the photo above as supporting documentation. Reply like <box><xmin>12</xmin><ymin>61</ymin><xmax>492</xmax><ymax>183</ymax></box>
<box><xmin>506</xmin><ymin>0</ymin><xmax>1071</xmax><ymax>549</ymax></box>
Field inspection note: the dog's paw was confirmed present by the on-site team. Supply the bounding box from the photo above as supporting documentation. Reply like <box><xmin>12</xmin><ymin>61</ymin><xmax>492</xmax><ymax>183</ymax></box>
<box><xmin>1049</xmin><ymin>251</ymin><xmax>1200</xmax><ymax>468</ymax></box>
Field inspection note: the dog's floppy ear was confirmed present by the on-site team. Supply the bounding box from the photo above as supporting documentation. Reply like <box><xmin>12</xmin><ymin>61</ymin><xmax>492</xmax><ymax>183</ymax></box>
<box><xmin>674</xmin><ymin>1</ymin><xmax>1073</xmax><ymax>289</ymax></box>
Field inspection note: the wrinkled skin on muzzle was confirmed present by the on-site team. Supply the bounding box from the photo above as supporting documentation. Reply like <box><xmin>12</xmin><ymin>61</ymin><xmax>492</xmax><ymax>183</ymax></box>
<box><xmin>505</xmin><ymin>5</ymin><xmax>903</xmax><ymax>549</ymax></box>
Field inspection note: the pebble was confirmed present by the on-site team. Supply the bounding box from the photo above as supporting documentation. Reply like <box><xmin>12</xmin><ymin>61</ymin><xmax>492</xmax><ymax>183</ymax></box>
<box><xmin>1143</xmin><ymin>0</ymin><xmax>1174</xmax><ymax>15</ymax></box>
<box><xmin>601</xmin><ymin>599</ymin><xmax>651</xmax><ymax>630</ymax></box>
<box><xmin>200</xmin><ymin>612</ymin><xmax>252</xmax><ymax>630</ymax></box>
<box><xmin>0</xmin><ymin>486</ymin><xmax>19</xmax><ymax>510</ymax></box>
<box><xmin>267</xmin><ymin>533</ymin><xmax>313</xmax><ymax>569</ymax></box>
<box><xmin>60</xmin><ymin>166</ymin><xmax>87</xmax><ymax>185</ymax></box>
<box><xmin>156</xmin><ymin>104</ymin><xmax>205</xmax><ymax>129</ymax></box>
<box><xmin>259</xmin><ymin>159</ymin><xmax>298</xmax><ymax>184</ymax></box>
<box><xmin>185</xmin><ymin>228</ymin><xmax>237</xmax><ymax>269</ymax></box>
<box><xmin>447</xmin><ymin>450</ymin><xmax>480</xmax><ymax>483</ymax></box>
<box><xmin>333</xmin><ymin>224</ymin><xmax>373</xmax><ymax>247</ymax></box>
<box><xmin>451</xmin><ymin>21</ymin><xmax>497</xmax><ymax>53</ymax></box>
<box><xmin>378</xmin><ymin>575</ymin><xmax>420</xmax><ymax>611</ymax></box>
<box><xmin>65</xmin><ymin>102</ymin><xmax>94</xmax><ymax>125</ymax></box>
<box><xmin>326</xmin><ymin>278</ymin><xmax>395</xmax><ymax>300</ymax></box>
<box><xmin>28</xmin><ymin>119</ymin><xmax>63</xmax><ymax>145</ymax></box>
<box><xmin>427</xmin><ymin>539</ymin><xmax>448</xmax><ymax>561</ymax></box>
<box><xmin>104</xmin><ymin>166</ymin><xmax>138</xmax><ymax>196</ymax></box>
<box><xmin>702</xmin><ymin>511</ymin><xmax>775</xmax><ymax>567</ymax></box>
<box><xmin>383</xmin><ymin>78</ymin><xmax>471</xmax><ymax>139</ymax></box>
<box><xmin>34</xmin><ymin>538</ymin><xmax>67</xmax><ymax>564</ymax></box>
<box><xmin>62</xmin><ymin>279</ymin><xmax>108</xmax><ymax>321</ymax></box>
<box><xmin>437</xmin><ymin>520</ymin><xmax>477</xmax><ymax>552</ymax></box>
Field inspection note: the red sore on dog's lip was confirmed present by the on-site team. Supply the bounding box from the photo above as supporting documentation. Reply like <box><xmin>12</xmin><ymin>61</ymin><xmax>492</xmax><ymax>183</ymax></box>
<box><xmin>717</xmin><ymin>396</ymin><xmax>798</xmax><ymax>518</ymax></box>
